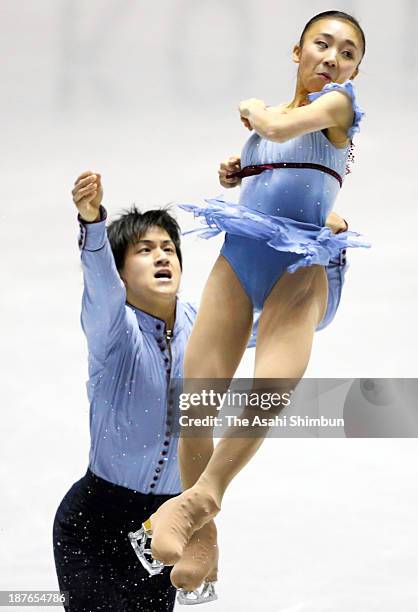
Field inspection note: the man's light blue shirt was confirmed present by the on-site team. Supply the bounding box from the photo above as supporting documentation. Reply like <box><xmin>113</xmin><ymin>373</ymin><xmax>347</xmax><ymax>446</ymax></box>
<box><xmin>78</xmin><ymin>208</ymin><xmax>257</xmax><ymax>495</ymax></box>
<box><xmin>79</xmin><ymin>210</ymin><xmax>196</xmax><ymax>494</ymax></box>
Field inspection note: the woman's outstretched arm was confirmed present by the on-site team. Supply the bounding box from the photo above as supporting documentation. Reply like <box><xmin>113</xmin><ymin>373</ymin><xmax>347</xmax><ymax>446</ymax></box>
<box><xmin>239</xmin><ymin>90</ymin><xmax>354</xmax><ymax>143</ymax></box>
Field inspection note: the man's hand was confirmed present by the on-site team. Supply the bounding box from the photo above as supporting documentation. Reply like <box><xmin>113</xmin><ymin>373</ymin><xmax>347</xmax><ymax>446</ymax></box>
<box><xmin>72</xmin><ymin>171</ymin><xmax>103</xmax><ymax>222</ymax></box>
<box><xmin>325</xmin><ymin>211</ymin><xmax>348</xmax><ymax>234</ymax></box>
<box><xmin>218</xmin><ymin>156</ymin><xmax>242</xmax><ymax>189</ymax></box>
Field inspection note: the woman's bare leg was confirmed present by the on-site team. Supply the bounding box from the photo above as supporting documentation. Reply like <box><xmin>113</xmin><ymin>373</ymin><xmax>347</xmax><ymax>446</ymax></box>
<box><xmin>254</xmin><ymin>264</ymin><xmax>328</xmax><ymax>377</ymax></box>
<box><xmin>151</xmin><ymin>263</ymin><xmax>328</xmax><ymax>590</ymax></box>
<box><xmin>172</xmin><ymin>265</ymin><xmax>328</xmax><ymax>513</ymax></box>
<box><xmin>193</xmin><ymin>265</ymin><xmax>328</xmax><ymax>500</ymax></box>
<box><xmin>179</xmin><ymin>253</ymin><xmax>255</xmax><ymax>489</ymax></box>
<box><xmin>150</xmin><ymin>255</ymin><xmax>253</xmax><ymax>568</ymax></box>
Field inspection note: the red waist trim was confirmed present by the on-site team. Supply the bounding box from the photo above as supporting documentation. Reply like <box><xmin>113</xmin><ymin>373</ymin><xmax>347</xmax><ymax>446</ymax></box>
<box><xmin>228</xmin><ymin>162</ymin><xmax>343</xmax><ymax>188</ymax></box>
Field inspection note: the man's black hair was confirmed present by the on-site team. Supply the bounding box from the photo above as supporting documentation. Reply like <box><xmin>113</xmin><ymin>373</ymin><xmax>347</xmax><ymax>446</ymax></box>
<box><xmin>107</xmin><ymin>205</ymin><xmax>183</xmax><ymax>271</ymax></box>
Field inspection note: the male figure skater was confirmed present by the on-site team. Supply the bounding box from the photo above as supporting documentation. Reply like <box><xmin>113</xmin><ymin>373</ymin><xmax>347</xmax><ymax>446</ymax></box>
<box><xmin>53</xmin><ymin>170</ymin><xmax>214</xmax><ymax>611</ymax></box>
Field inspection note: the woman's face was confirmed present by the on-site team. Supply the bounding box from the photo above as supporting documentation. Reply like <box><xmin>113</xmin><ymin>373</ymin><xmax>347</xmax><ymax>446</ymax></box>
<box><xmin>293</xmin><ymin>18</ymin><xmax>364</xmax><ymax>91</ymax></box>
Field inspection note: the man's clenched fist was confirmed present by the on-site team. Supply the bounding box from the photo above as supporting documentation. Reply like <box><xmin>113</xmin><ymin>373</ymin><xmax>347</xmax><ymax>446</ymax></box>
<box><xmin>72</xmin><ymin>171</ymin><xmax>103</xmax><ymax>222</ymax></box>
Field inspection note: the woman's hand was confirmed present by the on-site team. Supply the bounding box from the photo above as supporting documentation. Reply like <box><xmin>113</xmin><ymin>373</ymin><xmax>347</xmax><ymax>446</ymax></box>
<box><xmin>72</xmin><ymin>171</ymin><xmax>103</xmax><ymax>222</ymax></box>
<box><xmin>218</xmin><ymin>155</ymin><xmax>242</xmax><ymax>189</ymax></box>
<box><xmin>239</xmin><ymin>98</ymin><xmax>266</xmax><ymax>130</ymax></box>
<box><xmin>325</xmin><ymin>211</ymin><xmax>348</xmax><ymax>234</ymax></box>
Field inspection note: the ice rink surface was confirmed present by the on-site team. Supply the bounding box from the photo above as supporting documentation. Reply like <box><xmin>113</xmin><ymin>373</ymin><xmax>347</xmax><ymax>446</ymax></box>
<box><xmin>1</xmin><ymin>1</ymin><xmax>417</xmax><ymax>610</ymax></box>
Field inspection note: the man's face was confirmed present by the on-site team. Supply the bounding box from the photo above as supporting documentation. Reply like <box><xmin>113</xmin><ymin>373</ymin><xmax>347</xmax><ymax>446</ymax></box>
<box><xmin>120</xmin><ymin>226</ymin><xmax>181</xmax><ymax>307</ymax></box>
<box><xmin>293</xmin><ymin>18</ymin><xmax>363</xmax><ymax>91</ymax></box>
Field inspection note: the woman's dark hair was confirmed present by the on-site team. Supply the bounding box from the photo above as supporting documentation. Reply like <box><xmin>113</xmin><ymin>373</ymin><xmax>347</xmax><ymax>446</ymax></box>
<box><xmin>299</xmin><ymin>11</ymin><xmax>366</xmax><ymax>65</ymax></box>
<box><xmin>107</xmin><ymin>205</ymin><xmax>183</xmax><ymax>272</ymax></box>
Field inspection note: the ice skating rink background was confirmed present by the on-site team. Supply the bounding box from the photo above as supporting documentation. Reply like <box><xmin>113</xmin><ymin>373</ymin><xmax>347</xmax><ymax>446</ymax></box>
<box><xmin>1</xmin><ymin>1</ymin><xmax>417</xmax><ymax>610</ymax></box>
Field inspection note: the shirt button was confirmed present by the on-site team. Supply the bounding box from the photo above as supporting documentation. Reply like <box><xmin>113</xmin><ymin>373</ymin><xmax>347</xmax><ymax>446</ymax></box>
<box><xmin>166</xmin><ymin>420</ymin><xmax>172</xmax><ymax>426</ymax></box>
<box><xmin>150</xmin><ymin>483</ymin><xmax>156</xmax><ymax>489</ymax></box>
<box><xmin>161</xmin><ymin>450</ymin><xmax>168</xmax><ymax>456</ymax></box>
<box><xmin>153</xmin><ymin>476</ymin><xmax>159</xmax><ymax>481</ymax></box>
<box><xmin>167</xmin><ymin>410</ymin><xmax>173</xmax><ymax>417</ymax></box>
<box><xmin>164</xmin><ymin>358</ymin><xmax>169</xmax><ymax>364</ymax></box>
<box><xmin>156</xmin><ymin>324</ymin><xmax>162</xmax><ymax>330</ymax></box>
<box><xmin>165</xmin><ymin>431</ymin><xmax>170</xmax><ymax>436</ymax></box>
<box><xmin>157</xmin><ymin>337</ymin><xmax>163</xmax><ymax>344</ymax></box>
<box><xmin>163</xmin><ymin>441</ymin><xmax>169</xmax><ymax>447</ymax></box>
<box><xmin>158</xmin><ymin>460</ymin><xmax>164</xmax><ymax>465</ymax></box>
<box><xmin>155</xmin><ymin>468</ymin><xmax>161</xmax><ymax>473</ymax></box>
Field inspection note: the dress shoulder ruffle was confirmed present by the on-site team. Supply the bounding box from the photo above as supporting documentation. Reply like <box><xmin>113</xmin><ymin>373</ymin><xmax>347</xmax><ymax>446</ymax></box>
<box><xmin>307</xmin><ymin>79</ymin><xmax>365</xmax><ymax>140</ymax></box>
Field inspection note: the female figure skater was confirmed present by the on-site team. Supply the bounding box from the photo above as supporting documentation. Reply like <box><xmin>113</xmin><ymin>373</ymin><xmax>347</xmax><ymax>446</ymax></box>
<box><xmin>143</xmin><ymin>10</ymin><xmax>369</xmax><ymax>596</ymax></box>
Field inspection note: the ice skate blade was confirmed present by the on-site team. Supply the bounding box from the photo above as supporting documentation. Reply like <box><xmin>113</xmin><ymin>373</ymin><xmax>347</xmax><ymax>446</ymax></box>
<box><xmin>177</xmin><ymin>582</ymin><xmax>218</xmax><ymax>605</ymax></box>
<box><xmin>128</xmin><ymin>523</ymin><xmax>164</xmax><ymax>576</ymax></box>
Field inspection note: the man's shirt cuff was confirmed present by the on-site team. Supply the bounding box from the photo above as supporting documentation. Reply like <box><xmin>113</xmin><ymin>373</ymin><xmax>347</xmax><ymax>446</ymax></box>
<box><xmin>78</xmin><ymin>206</ymin><xmax>108</xmax><ymax>250</ymax></box>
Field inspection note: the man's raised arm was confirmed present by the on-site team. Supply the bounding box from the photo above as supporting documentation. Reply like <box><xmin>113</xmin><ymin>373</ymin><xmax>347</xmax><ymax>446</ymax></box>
<box><xmin>72</xmin><ymin>171</ymin><xmax>128</xmax><ymax>368</ymax></box>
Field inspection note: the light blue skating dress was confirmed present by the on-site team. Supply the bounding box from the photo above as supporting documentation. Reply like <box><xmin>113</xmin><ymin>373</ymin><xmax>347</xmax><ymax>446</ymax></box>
<box><xmin>180</xmin><ymin>80</ymin><xmax>369</xmax><ymax>330</ymax></box>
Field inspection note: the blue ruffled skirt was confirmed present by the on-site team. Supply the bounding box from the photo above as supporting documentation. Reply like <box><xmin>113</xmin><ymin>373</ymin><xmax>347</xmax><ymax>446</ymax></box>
<box><xmin>179</xmin><ymin>198</ymin><xmax>370</xmax><ymax>331</ymax></box>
